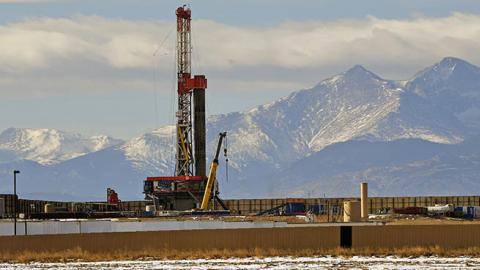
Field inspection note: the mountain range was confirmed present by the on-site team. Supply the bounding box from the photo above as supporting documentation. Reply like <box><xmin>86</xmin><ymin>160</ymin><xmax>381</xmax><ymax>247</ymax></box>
<box><xmin>0</xmin><ymin>57</ymin><xmax>479</xmax><ymax>201</ymax></box>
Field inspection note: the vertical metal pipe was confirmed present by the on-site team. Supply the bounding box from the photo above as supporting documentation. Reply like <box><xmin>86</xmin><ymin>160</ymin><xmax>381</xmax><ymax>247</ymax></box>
<box><xmin>361</xmin><ymin>182</ymin><xmax>368</xmax><ymax>220</ymax></box>
<box><xmin>13</xmin><ymin>172</ymin><xmax>17</xmax><ymax>236</ymax></box>
<box><xmin>193</xmin><ymin>86</ymin><xmax>206</xmax><ymax>177</ymax></box>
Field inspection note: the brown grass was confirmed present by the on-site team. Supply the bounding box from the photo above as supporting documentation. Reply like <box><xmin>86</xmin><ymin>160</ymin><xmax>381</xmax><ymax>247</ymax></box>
<box><xmin>2</xmin><ymin>246</ymin><xmax>480</xmax><ymax>263</ymax></box>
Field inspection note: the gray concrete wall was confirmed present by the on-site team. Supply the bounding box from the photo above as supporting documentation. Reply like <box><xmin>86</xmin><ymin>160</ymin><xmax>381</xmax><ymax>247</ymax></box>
<box><xmin>0</xmin><ymin>220</ymin><xmax>287</xmax><ymax>236</ymax></box>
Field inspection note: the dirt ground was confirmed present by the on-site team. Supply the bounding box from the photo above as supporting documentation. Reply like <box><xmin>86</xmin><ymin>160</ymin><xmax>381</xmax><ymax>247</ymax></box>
<box><xmin>366</xmin><ymin>213</ymin><xmax>480</xmax><ymax>225</ymax></box>
<box><xmin>126</xmin><ymin>213</ymin><xmax>480</xmax><ymax>225</ymax></box>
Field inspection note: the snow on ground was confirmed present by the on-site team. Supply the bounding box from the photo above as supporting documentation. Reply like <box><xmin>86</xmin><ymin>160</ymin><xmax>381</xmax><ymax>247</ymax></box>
<box><xmin>1</xmin><ymin>256</ymin><xmax>480</xmax><ymax>269</ymax></box>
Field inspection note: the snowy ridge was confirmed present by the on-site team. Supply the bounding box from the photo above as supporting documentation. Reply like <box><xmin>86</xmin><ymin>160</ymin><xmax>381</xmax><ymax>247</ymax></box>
<box><xmin>207</xmin><ymin>61</ymin><xmax>467</xmax><ymax>176</ymax></box>
<box><xmin>121</xmin><ymin>126</ymin><xmax>175</xmax><ymax>175</ymax></box>
<box><xmin>407</xmin><ymin>57</ymin><xmax>480</xmax><ymax>133</ymax></box>
<box><xmin>0</xmin><ymin>128</ymin><xmax>122</xmax><ymax>165</ymax></box>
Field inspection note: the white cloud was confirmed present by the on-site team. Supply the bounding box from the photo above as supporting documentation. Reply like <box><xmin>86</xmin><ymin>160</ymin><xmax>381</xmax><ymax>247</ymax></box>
<box><xmin>191</xmin><ymin>13</ymin><xmax>480</xmax><ymax>70</ymax></box>
<box><xmin>0</xmin><ymin>13</ymin><xmax>480</xmax><ymax>96</ymax></box>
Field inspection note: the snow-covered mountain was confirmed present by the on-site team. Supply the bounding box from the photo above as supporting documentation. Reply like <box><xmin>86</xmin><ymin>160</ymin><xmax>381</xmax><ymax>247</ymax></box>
<box><xmin>121</xmin><ymin>126</ymin><xmax>175</xmax><ymax>175</ymax></box>
<box><xmin>0</xmin><ymin>57</ymin><xmax>479</xmax><ymax>200</ymax></box>
<box><xmin>0</xmin><ymin>127</ymin><xmax>175</xmax><ymax>200</ymax></box>
<box><xmin>205</xmin><ymin>59</ymin><xmax>470</xmax><ymax>196</ymax></box>
<box><xmin>0</xmin><ymin>128</ymin><xmax>123</xmax><ymax>165</ymax></box>
<box><xmin>407</xmin><ymin>57</ymin><xmax>480</xmax><ymax>133</ymax></box>
<box><xmin>210</xmin><ymin>63</ymin><xmax>466</xmax><ymax>173</ymax></box>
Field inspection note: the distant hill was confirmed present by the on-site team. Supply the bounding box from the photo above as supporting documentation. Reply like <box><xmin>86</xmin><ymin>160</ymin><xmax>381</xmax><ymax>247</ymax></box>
<box><xmin>270</xmin><ymin>137</ymin><xmax>480</xmax><ymax>198</ymax></box>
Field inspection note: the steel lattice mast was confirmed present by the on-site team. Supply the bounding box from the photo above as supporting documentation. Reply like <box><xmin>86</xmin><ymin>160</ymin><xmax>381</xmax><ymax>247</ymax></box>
<box><xmin>143</xmin><ymin>6</ymin><xmax>218</xmax><ymax>211</ymax></box>
<box><xmin>175</xmin><ymin>6</ymin><xmax>207</xmax><ymax>177</ymax></box>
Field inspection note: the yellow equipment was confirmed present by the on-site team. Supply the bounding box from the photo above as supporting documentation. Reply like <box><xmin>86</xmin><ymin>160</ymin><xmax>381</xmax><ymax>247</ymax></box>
<box><xmin>200</xmin><ymin>132</ymin><xmax>227</xmax><ymax>210</ymax></box>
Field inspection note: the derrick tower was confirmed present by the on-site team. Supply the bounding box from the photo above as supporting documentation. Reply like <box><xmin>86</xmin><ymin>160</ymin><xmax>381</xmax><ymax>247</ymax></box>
<box><xmin>175</xmin><ymin>5</ymin><xmax>207</xmax><ymax>177</ymax></box>
<box><xmin>143</xmin><ymin>6</ymin><xmax>208</xmax><ymax>211</ymax></box>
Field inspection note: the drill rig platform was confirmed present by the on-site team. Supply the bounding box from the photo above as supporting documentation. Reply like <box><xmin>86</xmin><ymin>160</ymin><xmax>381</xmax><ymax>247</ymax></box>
<box><xmin>143</xmin><ymin>6</ymin><xmax>227</xmax><ymax>212</ymax></box>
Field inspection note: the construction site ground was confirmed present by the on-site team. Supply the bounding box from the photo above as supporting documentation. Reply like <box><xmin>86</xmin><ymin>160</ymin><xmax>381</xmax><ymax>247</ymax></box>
<box><xmin>93</xmin><ymin>213</ymin><xmax>480</xmax><ymax>225</ymax></box>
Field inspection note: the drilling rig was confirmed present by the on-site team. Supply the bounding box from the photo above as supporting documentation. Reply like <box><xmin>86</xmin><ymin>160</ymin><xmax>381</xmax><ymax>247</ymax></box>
<box><xmin>143</xmin><ymin>6</ymin><xmax>221</xmax><ymax>211</ymax></box>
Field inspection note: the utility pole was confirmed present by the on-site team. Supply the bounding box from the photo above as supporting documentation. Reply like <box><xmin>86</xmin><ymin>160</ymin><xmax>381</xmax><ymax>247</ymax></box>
<box><xmin>13</xmin><ymin>170</ymin><xmax>20</xmax><ymax>236</ymax></box>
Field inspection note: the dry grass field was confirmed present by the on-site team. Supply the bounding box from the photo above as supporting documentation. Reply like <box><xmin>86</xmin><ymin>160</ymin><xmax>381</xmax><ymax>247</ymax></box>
<box><xmin>2</xmin><ymin>246</ymin><xmax>480</xmax><ymax>263</ymax></box>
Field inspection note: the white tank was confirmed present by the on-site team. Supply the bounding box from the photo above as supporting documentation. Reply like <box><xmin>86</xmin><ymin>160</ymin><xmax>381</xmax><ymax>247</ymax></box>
<box><xmin>427</xmin><ymin>204</ymin><xmax>454</xmax><ymax>214</ymax></box>
<box><xmin>146</xmin><ymin>205</ymin><xmax>155</xmax><ymax>212</ymax></box>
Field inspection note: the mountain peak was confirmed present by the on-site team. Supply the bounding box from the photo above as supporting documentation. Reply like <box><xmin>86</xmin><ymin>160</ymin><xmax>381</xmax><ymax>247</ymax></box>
<box><xmin>347</xmin><ymin>64</ymin><xmax>369</xmax><ymax>73</ymax></box>
<box><xmin>407</xmin><ymin>57</ymin><xmax>480</xmax><ymax>97</ymax></box>
<box><xmin>343</xmin><ymin>64</ymin><xmax>382</xmax><ymax>81</ymax></box>
<box><xmin>412</xmin><ymin>57</ymin><xmax>479</xmax><ymax>82</ymax></box>
<box><xmin>405</xmin><ymin>57</ymin><xmax>480</xmax><ymax>132</ymax></box>
<box><xmin>438</xmin><ymin>56</ymin><xmax>472</xmax><ymax>67</ymax></box>
<box><xmin>318</xmin><ymin>64</ymin><xmax>386</xmax><ymax>89</ymax></box>
<box><xmin>433</xmin><ymin>57</ymin><xmax>479</xmax><ymax>75</ymax></box>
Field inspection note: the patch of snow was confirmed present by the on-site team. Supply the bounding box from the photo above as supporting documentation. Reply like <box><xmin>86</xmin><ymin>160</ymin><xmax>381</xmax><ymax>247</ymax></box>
<box><xmin>2</xmin><ymin>256</ymin><xmax>480</xmax><ymax>269</ymax></box>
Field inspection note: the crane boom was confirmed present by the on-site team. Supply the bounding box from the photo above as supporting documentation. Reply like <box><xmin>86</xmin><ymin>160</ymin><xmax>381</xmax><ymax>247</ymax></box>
<box><xmin>200</xmin><ymin>132</ymin><xmax>227</xmax><ymax>210</ymax></box>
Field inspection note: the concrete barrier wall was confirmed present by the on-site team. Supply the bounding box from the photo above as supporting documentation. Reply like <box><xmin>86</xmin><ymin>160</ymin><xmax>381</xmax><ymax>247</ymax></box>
<box><xmin>353</xmin><ymin>224</ymin><xmax>480</xmax><ymax>249</ymax></box>
<box><xmin>0</xmin><ymin>227</ymin><xmax>340</xmax><ymax>253</ymax></box>
<box><xmin>0</xmin><ymin>220</ymin><xmax>288</xmax><ymax>236</ymax></box>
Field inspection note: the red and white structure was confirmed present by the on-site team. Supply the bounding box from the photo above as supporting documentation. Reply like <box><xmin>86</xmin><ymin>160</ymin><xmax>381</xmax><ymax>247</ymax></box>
<box><xmin>144</xmin><ymin>6</ymin><xmax>208</xmax><ymax>210</ymax></box>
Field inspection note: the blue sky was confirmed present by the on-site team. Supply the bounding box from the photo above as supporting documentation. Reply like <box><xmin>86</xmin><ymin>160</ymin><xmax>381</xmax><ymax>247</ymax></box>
<box><xmin>3</xmin><ymin>0</ymin><xmax>480</xmax><ymax>24</ymax></box>
<box><xmin>1</xmin><ymin>0</ymin><xmax>480</xmax><ymax>138</ymax></box>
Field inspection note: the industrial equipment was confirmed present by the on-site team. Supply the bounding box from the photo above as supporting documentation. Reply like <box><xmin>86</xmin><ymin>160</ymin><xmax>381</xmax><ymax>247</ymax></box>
<box><xmin>200</xmin><ymin>132</ymin><xmax>227</xmax><ymax>210</ymax></box>
<box><xmin>256</xmin><ymin>199</ymin><xmax>307</xmax><ymax>216</ymax></box>
<box><xmin>393</xmin><ymin>207</ymin><xmax>427</xmax><ymax>215</ymax></box>
<box><xmin>107</xmin><ymin>188</ymin><xmax>120</xmax><ymax>205</ymax></box>
<box><xmin>0</xmin><ymin>198</ymin><xmax>4</xmax><ymax>218</ymax></box>
<box><xmin>427</xmin><ymin>204</ymin><xmax>455</xmax><ymax>215</ymax></box>
<box><xmin>143</xmin><ymin>6</ymin><xmax>221</xmax><ymax>211</ymax></box>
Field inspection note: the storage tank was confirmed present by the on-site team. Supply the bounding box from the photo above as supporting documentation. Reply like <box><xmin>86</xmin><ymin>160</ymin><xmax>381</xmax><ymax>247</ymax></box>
<box><xmin>44</xmin><ymin>204</ymin><xmax>55</xmax><ymax>213</ymax></box>
<box><xmin>343</xmin><ymin>201</ymin><xmax>361</xmax><ymax>222</ymax></box>
<box><xmin>146</xmin><ymin>205</ymin><xmax>155</xmax><ymax>212</ymax></box>
<box><xmin>427</xmin><ymin>204</ymin><xmax>454</xmax><ymax>214</ymax></box>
